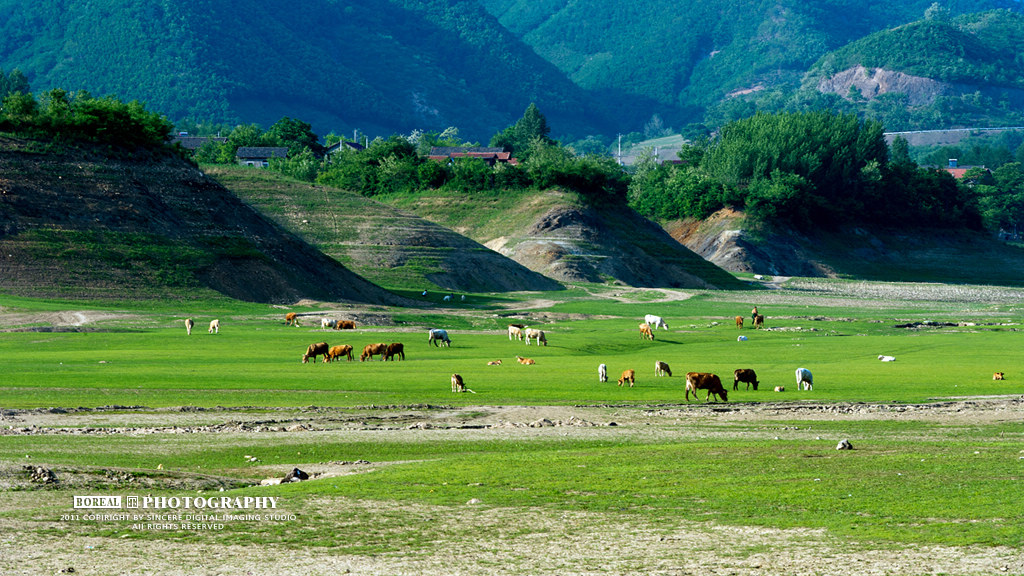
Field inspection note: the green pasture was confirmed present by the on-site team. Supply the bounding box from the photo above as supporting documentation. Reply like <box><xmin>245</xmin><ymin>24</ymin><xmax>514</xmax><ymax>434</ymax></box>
<box><xmin>3</xmin><ymin>282</ymin><xmax>1024</xmax><ymax>555</ymax></box>
<box><xmin>1</xmin><ymin>288</ymin><xmax>1022</xmax><ymax>408</ymax></box>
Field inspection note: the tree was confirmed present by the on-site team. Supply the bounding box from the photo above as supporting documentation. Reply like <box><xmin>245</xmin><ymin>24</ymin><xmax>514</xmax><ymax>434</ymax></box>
<box><xmin>490</xmin><ymin>103</ymin><xmax>555</xmax><ymax>160</ymax></box>
<box><xmin>267</xmin><ymin>117</ymin><xmax>323</xmax><ymax>157</ymax></box>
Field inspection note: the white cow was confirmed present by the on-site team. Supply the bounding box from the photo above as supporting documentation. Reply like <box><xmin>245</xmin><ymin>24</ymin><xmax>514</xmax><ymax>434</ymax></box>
<box><xmin>878</xmin><ymin>355</ymin><xmax>896</xmax><ymax>362</ymax></box>
<box><xmin>644</xmin><ymin>314</ymin><xmax>668</xmax><ymax>330</ymax></box>
<box><xmin>795</xmin><ymin>367</ymin><xmax>813</xmax><ymax>390</ymax></box>
<box><xmin>428</xmin><ymin>328</ymin><xmax>451</xmax><ymax>347</ymax></box>
<box><xmin>184</xmin><ymin>318</ymin><xmax>194</xmax><ymax>335</ymax></box>
<box><xmin>208</xmin><ymin>319</ymin><xmax>220</xmax><ymax>334</ymax></box>
<box><xmin>524</xmin><ymin>328</ymin><xmax>547</xmax><ymax>346</ymax></box>
<box><xmin>508</xmin><ymin>324</ymin><xmax>524</xmax><ymax>341</ymax></box>
<box><xmin>321</xmin><ymin>318</ymin><xmax>336</xmax><ymax>330</ymax></box>
<box><xmin>598</xmin><ymin>363</ymin><xmax>608</xmax><ymax>383</ymax></box>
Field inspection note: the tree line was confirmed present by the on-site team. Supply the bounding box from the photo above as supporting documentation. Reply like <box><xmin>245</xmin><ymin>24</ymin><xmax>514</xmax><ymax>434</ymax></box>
<box><xmin>628</xmin><ymin>111</ymin><xmax>985</xmax><ymax>232</ymax></box>
<box><xmin>1</xmin><ymin>77</ymin><xmax>1017</xmax><ymax>235</ymax></box>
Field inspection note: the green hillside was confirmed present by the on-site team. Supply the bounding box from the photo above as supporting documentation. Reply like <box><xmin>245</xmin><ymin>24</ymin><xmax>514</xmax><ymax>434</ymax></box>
<box><xmin>480</xmin><ymin>0</ymin><xmax>1022</xmax><ymax>128</ymax></box>
<box><xmin>0</xmin><ymin>0</ymin><xmax>609</xmax><ymax>141</ymax></box>
<box><xmin>809</xmin><ymin>10</ymin><xmax>1024</xmax><ymax>89</ymax></box>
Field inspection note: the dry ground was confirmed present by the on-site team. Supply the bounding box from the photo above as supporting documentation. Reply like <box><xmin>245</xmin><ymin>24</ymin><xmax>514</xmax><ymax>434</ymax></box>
<box><xmin>3</xmin><ymin>400</ymin><xmax>1024</xmax><ymax>576</ymax></box>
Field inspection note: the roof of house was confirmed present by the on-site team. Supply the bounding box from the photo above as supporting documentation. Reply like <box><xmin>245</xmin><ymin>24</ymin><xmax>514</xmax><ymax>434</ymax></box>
<box><xmin>429</xmin><ymin>146</ymin><xmax>507</xmax><ymax>156</ymax></box>
<box><xmin>236</xmin><ymin>147</ymin><xmax>289</xmax><ymax>159</ymax></box>
<box><xmin>171</xmin><ymin>136</ymin><xmax>227</xmax><ymax>150</ymax></box>
<box><xmin>325</xmin><ymin>140</ymin><xmax>366</xmax><ymax>153</ymax></box>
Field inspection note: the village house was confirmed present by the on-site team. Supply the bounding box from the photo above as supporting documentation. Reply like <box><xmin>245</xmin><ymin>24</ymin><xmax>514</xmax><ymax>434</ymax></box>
<box><xmin>235</xmin><ymin>146</ymin><xmax>288</xmax><ymax>168</ymax></box>
<box><xmin>428</xmin><ymin>146</ymin><xmax>518</xmax><ymax>166</ymax></box>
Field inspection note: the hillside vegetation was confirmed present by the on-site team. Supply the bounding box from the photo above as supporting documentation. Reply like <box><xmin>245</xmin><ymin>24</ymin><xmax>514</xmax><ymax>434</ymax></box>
<box><xmin>0</xmin><ymin>136</ymin><xmax>403</xmax><ymax>304</ymax></box>
<box><xmin>3</xmin><ymin>1</ymin><xmax>1024</xmax><ymax>141</ymax></box>
<box><xmin>205</xmin><ymin>165</ymin><xmax>563</xmax><ymax>293</ymax></box>
<box><xmin>0</xmin><ymin>0</ymin><xmax>607</xmax><ymax>141</ymax></box>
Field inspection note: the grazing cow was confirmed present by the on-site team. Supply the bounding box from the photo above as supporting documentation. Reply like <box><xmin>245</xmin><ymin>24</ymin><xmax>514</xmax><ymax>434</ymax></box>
<box><xmin>208</xmin><ymin>319</ymin><xmax>220</xmax><ymax>334</ymax></box>
<box><xmin>655</xmin><ymin>361</ymin><xmax>672</xmax><ymax>377</ymax></box>
<box><xmin>508</xmin><ymin>324</ymin><xmax>524</xmax><ymax>341</ymax></box>
<box><xmin>326</xmin><ymin>344</ymin><xmax>353</xmax><ymax>362</ymax></box>
<box><xmin>644</xmin><ymin>314</ymin><xmax>668</xmax><ymax>330</ymax></box>
<box><xmin>686</xmin><ymin>372</ymin><xmax>728</xmax><ymax>402</ymax></box>
<box><xmin>795</xmin><ymin>367</ymin><xmax>813</xmax><ymax>390</ymax></box>
<box><xmin>285</xmin><ymin>312</ymin><xmax>299</xmax><ymax>327</ymax></box>
<box><xmin>321</xmin><ymin>318</ymin><xmax>335</xmax><ymax>330</ymax></box>
<box><xmin>598</xmin><ymin>363</ymin><xmax>608</xmax><ymax>383</ymax></box>
<box><xmin>524</xmin><ymin>328</ymin><xmax>547</xmax><ymax>346</ymax></box>
<box><xmin>735</xmin><ymin>316</ymin><xmax>744</xmax><ymax>329</ymax></box>
<box><xmin>335</xmin><ymin>319</ymin><xmax>356</xmax><ymax>330</ymax></box>
<box><xmin>384</xmin><ymin>342</ymin><xmax>405</xmax><ymax>361</ymax></box>
<box><xmin>733</xmin><ymin>368</ymin><xmax>759</xmax><ymax>391</ymax></box>
<box><xmin>428</xmin><ymin>328</ymin><xmax>451</xmax><ymax>347</ymax></box>
<box><xmin>638</xmin><ymin>323</ymin><xmax>654</xmax><ymax>341</ymax></box>
<box><xmin>516</xmin><ymin>355</ymin><xmax>535</xmax><ymax>365</ymax></box>
<box><xmin>993</xmin><ymin>372</ymin><xmax>1005</xmax><ymax>380</ymax></box>
<box><xmin>878</xmin><ymin>355</ymin><xmax>896</xmax><ymax>362</ymax></box>
<box><xmin>302</xmin><ymin>342</ymin><xmax>330</xmax><ymax>364</ymax></box>
<box><xmin>487</xmin><ymin>360</ymin><xmax>502</xmax><ymax>366</ymax></box>
<box><xmin>451</xmin><ymin>373</ymin><xmax>465</xmax><ymax>393</ymax></box>
<box><xmin>774</xmin><ymin>386</ymin><xmax>785</xmax><ymax>392</ymax></box>
<box><xmin>184</xmin><ymin>318</ymin><xmax>194</xmax><ymax>335</ymax></box>
<box><xmin>360</xmin><ymin>343</ymin><xmax>388</xmax><ymax>362</ymax></box>
<box><xmin>753</xmin><ymin>314</ymin><xmax>765</xmax><ymax>329</ymax></box>
<box><xmin>618</xmin><ymin>369</ymin><xmax>636</xmax><ymax>387</ymax></box>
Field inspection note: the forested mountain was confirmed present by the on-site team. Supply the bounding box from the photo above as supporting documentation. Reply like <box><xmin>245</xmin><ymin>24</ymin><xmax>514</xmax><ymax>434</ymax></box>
<box><xmin>479</xmin><ymin>1</ymin><xmax>1023</xmax><ymax>130</ymax></box>
<box><xmin>1</xmin><ymin>0</ymin><xmax>1023</xmax><ymax>140</ymax></box>
<box><xmin>0</xmin><ymin>0</ymin><xmax>612</xmax><ymax>141</ymax></box>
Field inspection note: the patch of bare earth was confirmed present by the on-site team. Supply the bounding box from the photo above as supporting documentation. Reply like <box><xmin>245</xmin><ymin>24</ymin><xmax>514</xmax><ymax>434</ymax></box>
<box><xmin>2</xmin><ymin>400</ymin><xmax>1024</xmax><ymax>574</ymax></box>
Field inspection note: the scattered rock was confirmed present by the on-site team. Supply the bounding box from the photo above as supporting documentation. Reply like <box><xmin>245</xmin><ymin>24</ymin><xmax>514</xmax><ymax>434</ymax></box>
<box><xmin>25</xmin><ymin>465</ymin><xmax>57</xmax><ymax>484</ymax></box>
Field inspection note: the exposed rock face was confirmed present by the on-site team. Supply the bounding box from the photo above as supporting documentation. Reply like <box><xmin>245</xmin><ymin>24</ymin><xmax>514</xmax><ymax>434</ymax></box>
<box><xmin>485</xmin><ymin>203</ymin><xmax>741</xmax><ymax>289</ymax></box>
<box><xmin>665</xmin><ymin>209</ymin><xmax>832</xmax><ymax>277</ymax></box>
<box><xmin>817</xmin><ymin>66</ymin><xmax>949</xmax><ymax>106</ymax></box>
<box><xmin>817</xmin><ymin>65</ymin><xmax>1024</xmax><ymax>109</ymax></box>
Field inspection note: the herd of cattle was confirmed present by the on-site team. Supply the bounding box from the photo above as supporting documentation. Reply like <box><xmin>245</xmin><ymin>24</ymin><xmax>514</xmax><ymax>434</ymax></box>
<box><xmin>184</xmin><ymin>311</ymin><xmax>826</xmax><ymax>402</ymax></box>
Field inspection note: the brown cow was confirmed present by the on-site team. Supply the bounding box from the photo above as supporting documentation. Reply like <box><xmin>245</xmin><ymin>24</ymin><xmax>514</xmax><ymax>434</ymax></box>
<box><xmin>735</xmin><ymin>316</ymin><xmax>744</xmax><ymax>329</ymax></box>
<box><xmin>516</xmin><ymin>355</ymin><xmax>535</xmax><ymax>365</ymax></box>
<box><xmin>686</xmin><ymin>372</ymin><xmax>728</xmax><ymax>402</ymax></box>
<box><xmin>451</xmin><ymin>373</ymin><xmax>466</xmax><ymax>393</ymax></box>
<box><xmin>384</xmin><ymin>342</ymin><xmax>405</xmax><ymax>361</ymax></box>
<box><xmin>618</xmin><ymin>369</ymin><xmax>636</xmax><ymax>387</ymax></box>
<box><xmin>360</xmin><ymin>343</ymin><xmax>388</xmax><ymax>362</ymax></box>
<box><xmin>993</xmin><ymin>372</ymin><xmax>1005</xmax><ymax>380</ymax></box>
<box><xmin>335</xmin><ymin>319</ymin><xmax>356</xmax><ymax>330</ymax></box>
<box><xmin>655</xmin><ymin>361</ymin><xmax>672</xmax><ymax>377</ymax></box>
<box><xmin>302</xmin><ymin>342</ymin><xmax>330</xmax><ymax>364</ymax></box>
<box><xmin>285</xmin><ymin>312</ymin><xmax>300</xmax><ymax>327</ymax></box>
<box><xmin>639</xmin><ymin>323</ymin><xmax>654</xmax><ymax>341</ymax></box>
<box><xmin>487</xmin><ymin>360</ymin><xmax>502</xmax><ymax>366</ymax></box>
<box><xmin>753</xmin><ymin>314</ymin><xmax>765</xmax><ymax>329</ymax></box>
<box><xmin>733</xmin><ymin>368</ymin><xmax>759</xmax><ymax>391</ymax></box>
<box><xmin>326</xmin><ymin>344</ymin><xmax>353</xmax><ymax>362</ymax></box>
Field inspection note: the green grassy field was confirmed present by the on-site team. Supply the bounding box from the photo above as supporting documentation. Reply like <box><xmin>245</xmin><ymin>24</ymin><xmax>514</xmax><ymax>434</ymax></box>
<box><xmin>2</xmin><ymin>280</ymin><xmax>1024</xmax><ymax>570</ymax></box>
<box><xmin>2</xmin><ymin>285</ymin><xmax>1020</xmax><ymax>408</ymax></box>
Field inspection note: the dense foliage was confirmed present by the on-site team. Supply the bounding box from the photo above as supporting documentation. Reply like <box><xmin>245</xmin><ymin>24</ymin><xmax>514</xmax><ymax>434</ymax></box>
<box><xmin>197</xmin><ymin>105</ymin><xmax>630</xmax><ymax>201</ymax></box>
<box><xmin>0</xmin><ymin>88</ymin><xmax>173</xmax><ymax>148</ymax></box>
<box><xmin>629</xmin><ymin>111</ymin><xmax>984</xmax><ymax>231</ymax></box>
<box><xmin>0</xmin><ymin>0</ymin><xmax>605</xmax><ymax>142</ymax></box>
<box><xmin>482</xmin><ymin>0</ymin><xmax>1024</xmax><ymax>133</ymax></box>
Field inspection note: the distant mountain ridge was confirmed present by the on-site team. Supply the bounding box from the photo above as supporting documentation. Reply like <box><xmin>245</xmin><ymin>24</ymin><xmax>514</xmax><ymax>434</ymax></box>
<box><xmin>0</xmin><ymin>0</ymin><xmax>612</xmax><ymax>140</ymax></box>
<box><xmin>1</xmin><ymin>0</ymin><xmax>1023</xmax><ymax>138</ymax></box>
